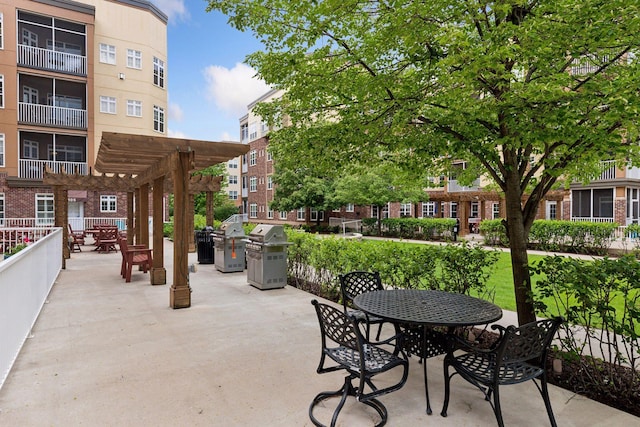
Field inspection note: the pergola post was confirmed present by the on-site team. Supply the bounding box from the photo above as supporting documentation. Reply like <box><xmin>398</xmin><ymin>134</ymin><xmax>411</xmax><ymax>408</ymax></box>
<box><xmin>206</xmin><ymin>191</ymin><xmax>214</xmax><ymax>226</ymax></box>
<box><xmin>139</xmin><ymin>183</ymin><xmax>150</xmax><ymax>247</ymax></box>
<box><xmin>134</xmin><ymin>187</ymin><xmax>142</xmax><ymax>245</ymax></box>
<box><xmin>151</xmin><ymin>176</ymin><xmax>166</xmax><ymax>285</ymax></box>
<box><xmin>54</xmin><ymin>186</ymin><xmax>69</xmax><ymax>268</ymax></box>
<box><xmin>170</xmin><ymin>150</ymin><xmax>194</xmax><ymax>309</ymax></box>
<box><xmin>188</xmin><ymin>193</ymin><xmax>195</xmax><ymax>253</ymax></box>
<box><xmin>127</xmin><ymin>191</ymin><xmax>134</xmax><ymax>244</ymax></box>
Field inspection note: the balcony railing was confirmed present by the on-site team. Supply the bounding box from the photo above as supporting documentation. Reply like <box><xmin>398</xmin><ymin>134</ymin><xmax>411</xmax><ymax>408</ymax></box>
<box><xmin>19</xmin><ymin>102</ymin><xmax>87</xmax><ymax>129</ymax></box>
<box><xmin>18</xmin><ymin>45</ymin><xmax>86</xmax><ymax>76</ymax></box>
<box><xmin>19</xmin><ymin>159</ymin><xmax>87</xmax><ymax>180</ymax></box>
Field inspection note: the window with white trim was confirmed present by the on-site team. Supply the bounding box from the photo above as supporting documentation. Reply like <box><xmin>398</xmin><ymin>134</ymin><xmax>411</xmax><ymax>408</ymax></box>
<box><xmin>0</xmin><ymin>193</ymin><xmax>4</xmax><ymax>226</ymax></box>
<box><xmin>153</xmin><ymin>57</ymin><xmax>165</xmax><ymax>88</ymax></box>
<box><xmin>228</xmin><ymin>190</ymin><xmax>238</xmax><ymax>200</ymax></box>
<box><xmin>99</xmin><ymin>43</ymin><xmax>116</xmax><ymax>64</ymax></box>
<box><xmin>267</xmin><ymin>150</ymin><xmax>272</xmax><ymax>161</ymax></box>
<box><xmin>297</xmin><ymin>208</ymin><xmax>305</xmax><ymax>221</ymax></box>
<box><xmin>249</xmin><ymin>150</ymin><xmax>257</xmax><ymax>166</ymax></box>
<box><xmin>470</xmin><ymin>202</ymin><xmax>479</xmax><ymax>218</ymax></box>
<box><xmin>100</xmin><ymin>96</ymin><xmax>116</xmax><ymax>114</ymax></box>
<box><xmin>371</xmin><ymin>204</ymin><xmax>389</xmax><ymax>219</ymax></box>
<box><xmin>267</xmin><ymin>176</ymin><xmax>273</xmax><ymax>190</ymax></box>
<box><xmin>249</xmin><ymin>203</ymin><xmax>258</xmax><ymax>218</ymax></box>
<box><xmin>249</xmin><ymin>122</ymin><xmax>257</xmax><ymax>140</ymax></box>
<box><xmin>126</xmin><ymin>100</ymin><xmax>142</xmax><ymax>117</ymax></box>
<box><xmin>0</xmin><ymin>75</ymin><xmax>4</xmax><ymax>108</ymax></box>
<box><xmin>422</xmin><ymin>202</ymin><xmax>436</xmax><ymax>217</ymax></box>
<box><xmin>228</xmin><ymin>175</ymin><xmax>238</xmax><ymax>185</ymax></box>
<box><xmin>36</xmin><ymin>193</ymin><xmax>54</xmax><ymax>226</ymax></box>
<box><xmin>400</xmin><ymin>203</ymin><xmax>412</xmax><ymax>217</ymax></box>
<box><xmin>249</xmin><ymin>176</ymin><xmax>257</xmax><ymax>192</ymax></box>
<box><xmin>228</xmin><ymin>159</ymin><xmax>238</xmax><ymax>168</ymax></box>
<box><xmin>0</xmin><ymin>14</ymin><xmax>4</xmax><ymax>50</ymax></box>
<box><xmin>0</xmin><ymin>134</ymin><xmax>4</xmax><ymax>167</ymax></box>
<box><xmin>450</xmin><ymin>202</ymin><xmax>458</xmax><ymax>219</ymax></box>
<box><xmin>126</xmin><ymin>49</ymin><xmax>142</xmax><ymax>69</ymax></box>
<box><xmin>153</xmin><ymin>105</ymin><xmax>165</xmax><ymax>132</ymax></box>
<box><xmin>100</xmin><ymin>195</ymin><xmax>117</xmax><ymax>212</ymax></box>
<box><xmin>23</xmin><ymin>140</ymin><xmax>39</xmax><ymax>159</ymax></box>
<box><xmin>279</xmin><ymin>211</ymin><xmax>288</xmax><ymax>220</ymax></box>
<box><xmin>310</xmin><ymin>209</ymin><xmax>324</xmax><ymax>221</ymax></box>
<box><xmin>492</xmin><ymin>203</ymin><xmax>500</xmax><ymax>219</ymax></box>
<box><xmin>267</xmin><ymin>208</ymin><xmax>274</xmax><ymax>219</ymax></box>
<box><xmin>346</xmin><ymin>203</ymin><xmax>355</xmax><ymax>213</ymax></box>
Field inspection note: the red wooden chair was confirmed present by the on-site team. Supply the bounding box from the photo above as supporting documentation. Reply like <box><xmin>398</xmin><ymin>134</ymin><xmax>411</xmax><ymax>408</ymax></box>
<box><xmin>117</xmin><ymin>236</ymin><xmax>152</xmax><ymax>282</ymax></box>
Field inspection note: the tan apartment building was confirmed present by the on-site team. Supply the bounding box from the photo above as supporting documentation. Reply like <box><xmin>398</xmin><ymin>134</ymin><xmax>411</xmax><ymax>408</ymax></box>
<box><xmin>0</xmin><ymin>0</ymin><xmax>167</xmax><ymax>228</ymax></box>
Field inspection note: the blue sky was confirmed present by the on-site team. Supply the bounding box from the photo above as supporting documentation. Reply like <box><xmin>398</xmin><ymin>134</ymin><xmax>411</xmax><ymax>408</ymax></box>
<box><xmin>152</xmin><ymin>1</ymin><xmax>270</xmax><ymax>142</ymax></box>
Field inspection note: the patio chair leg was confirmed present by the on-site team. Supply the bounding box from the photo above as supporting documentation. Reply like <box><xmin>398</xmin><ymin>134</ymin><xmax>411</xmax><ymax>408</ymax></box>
<box><xmin>492</xmin><ymin>386</ymin><xmax>504</xmax><ymax>427</ymax></box>
<box><xmin>441</xmin><ymin>362</ymin><xmax>451</xmax><ymax>417</ymax></box>
<box><xmin>539</xmin><ymin>377</ymin><xmax>558</xmax><ymax>427</ymax></box>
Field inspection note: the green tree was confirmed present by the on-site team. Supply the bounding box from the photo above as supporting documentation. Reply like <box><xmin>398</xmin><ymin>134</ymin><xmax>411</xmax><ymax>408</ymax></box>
<box><xmin>333</xmin><ymin>164</ymin><xmax>427</xmax><ymax>235</ymax></box>
<box><xmin>270</xmin><ymin>168</ymin><xmax>337</xmax><ymax>226</ymax></box>
<box><xmin>208</xmin><ymin>0</ymin><xmax>640</xmax><ymax>324</ymax></box>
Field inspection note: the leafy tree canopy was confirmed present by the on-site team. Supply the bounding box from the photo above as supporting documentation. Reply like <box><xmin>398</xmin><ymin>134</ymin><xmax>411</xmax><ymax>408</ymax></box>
<box><xmin>208</xmin><ymin>0</ymin><xmax>640</xmax><ymax>324</ymax></box>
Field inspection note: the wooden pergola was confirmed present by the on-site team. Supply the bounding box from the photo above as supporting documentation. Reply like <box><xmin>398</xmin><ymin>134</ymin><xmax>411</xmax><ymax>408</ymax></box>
<box><xmin>44</xmin><ymin>132</ymin><xmax>249</xmax><ymax>309</ymax></box>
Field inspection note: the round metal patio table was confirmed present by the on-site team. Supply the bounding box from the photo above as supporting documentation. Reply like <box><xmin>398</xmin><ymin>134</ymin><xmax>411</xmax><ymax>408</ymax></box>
<box><xmin>353</xmin><ymin>289</ymin><xmax>503</xmax><ymax>414</ymax></box>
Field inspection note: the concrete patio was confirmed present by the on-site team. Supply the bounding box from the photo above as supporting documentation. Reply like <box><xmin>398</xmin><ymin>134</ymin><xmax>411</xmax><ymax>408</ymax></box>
<box><xmin>1</xmin><ymin>239</ymin><xmax>639</xmax><ymax>426</ymax></box>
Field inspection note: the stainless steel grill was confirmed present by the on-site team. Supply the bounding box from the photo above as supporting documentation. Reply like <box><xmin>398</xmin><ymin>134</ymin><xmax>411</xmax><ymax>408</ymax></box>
<box><xmin>245</xmin><ymin>224</ymin><xmax>291</xmax><ymax>290</ymax></box>
<box><xmin>212</xmin><ymin>221</ymin><xmax>246</xmax><ymax>273</ymax></box>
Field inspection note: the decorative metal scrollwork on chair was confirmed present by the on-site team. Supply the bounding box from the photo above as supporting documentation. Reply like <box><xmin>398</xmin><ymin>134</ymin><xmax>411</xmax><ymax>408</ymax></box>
<box><xmin>309</xmin><ymin>300</ymin><xmax>409</xmax><ymax>427</ymax></box>
<box><xmin>339</xmin><ymin>271</ymin><xmax>387</xmax><ymax>340</ymax></box>
<box><xmin>441</xmin><ymin>317</ymin><xmax>564</xmax><ymax>427</ymax></box>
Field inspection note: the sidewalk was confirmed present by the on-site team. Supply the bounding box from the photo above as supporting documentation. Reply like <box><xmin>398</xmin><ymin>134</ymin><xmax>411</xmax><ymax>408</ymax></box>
<box><xmin>0</xmin><ymin>240</ymin><xmax>638</xmax><ymax>426</ymax></box>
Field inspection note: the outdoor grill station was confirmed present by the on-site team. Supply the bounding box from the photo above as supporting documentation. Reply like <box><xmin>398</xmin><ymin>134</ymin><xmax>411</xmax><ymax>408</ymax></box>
<box><xmin>212</xmin><ymin>221</ymin><xmax>246</xmax><ymax>273</ymax></box>
<box><xmin>245</xmin><ymin>224</ymin><xmax>291</xmax><ymax>290</ymax></box>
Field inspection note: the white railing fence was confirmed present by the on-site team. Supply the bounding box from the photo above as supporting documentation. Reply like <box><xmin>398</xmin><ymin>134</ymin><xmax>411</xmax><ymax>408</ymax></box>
<box><xmin>1</xmin><ymin>227</ymin><xmax>54</xmax><ymax>253</ymax></box>
<box><xmin>19</xmin><ymin>158</ymin><xmax>88</xmax><ymax>179</ymax></box>
<box><xmin>18</xmin><ymin>44</ymin><xmax>87</xmax><ymax>75</ymax></box>
<box><xmin>18</xmin><ymin>102</ymin><xmax>87</xmax><ymax>129</ymax></box>
<box><xmin>0</xmin><ymin>228</ymin><xmax>62</xmax><ymax>390</ymax></box>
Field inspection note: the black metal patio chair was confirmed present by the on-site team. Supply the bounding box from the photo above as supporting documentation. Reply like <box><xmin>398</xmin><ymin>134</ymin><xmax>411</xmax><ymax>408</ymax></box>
<box><xmin>339</xmin><ymin>271</ymin><xmax>386</xmax><ymax>340</ymax></box>
<box><xmin>309</xmin><ymin>300</ymin><xmax>409</xmax><ymax>427</ymax></box>
<box><xmin>441</xmin><ymin>316</ymin><xmax>564</xmax><ymax>427</ymax></box>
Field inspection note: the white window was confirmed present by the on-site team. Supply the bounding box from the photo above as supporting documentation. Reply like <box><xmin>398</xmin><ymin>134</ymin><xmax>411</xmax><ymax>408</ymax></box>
<box><xmin>249</xmin><ymin>122</ymin><xmax>257</xmax><ymax>140</ymax></box>
<box><xmin>492</xmin><ymin>203</ymin><xmax>501</xmax><ymax>219</ymax></box>
<box><xmin>279</xmin><ymin>211</ymin><xmax>288</xmax><ymax>220</ymax></box>
<box><xmin>0</xmin><ymin>193</ymin><xmax>4</xmax><ymax>226</ymax></box>
<box><xmin>297</xmin><ymin>208</ymin><xmax>306</xmax><ymax>221</ymax></box>
<box><xmin>126</xmin><ymin>100</ymin><xmax>142</xmax><ymax>117</ymax></box>
<box><xmin>267</xmin><ymin>208</ymin><xmax>274</xmax><ymax>219</ymax></box>
<box><xmin>23</xmin><ymin>86</ymin><xmax>38</xmax><ymax>103</ymax></box>
<box><xmin>249</xmin><ymin>176</ymin><xmax>257</xmax><ymax>192</ymax></box>
<box><xmin>371</xmin><ymin>204</ymin><xmax>389</xmax><ymax>219</ymax></box>
<box><xmin>346</xmin><ymin>203</ymin><xmax>355</xmax><ymax>213</ymax></box>
<box><xmin>240</xmin><ymin>123</ymin><xmax>248</xmax><ymax>142</ymax></box>
<box><xmin>126</xmin><ymin>49</ymin><xmax>142</xmax><ymax>69</ymax></box>
<box><xmin>100</xmin><ymin>195</ymin><xmax>117</xmax><ymax>212</ymax></box>
<box><xmin>153</xmin><ymin>105</ymin><xmax>165</xmax><ymax>132</ymax></box>
<box><xmin>267</xmin><ymin>150</ymin><xmax>272</xmax><ymax>161</ymax></box>
<box><xmin>0</xmin><ymin>75</ymin><xmax>4</xmax><ymax>108</ymax></box>
<box><xmin>228</xmin><ymin>159</ymin><xmax>238</xmax><ymax>168</ymax></box>
<box><xmin>153</xmin><ymin>57</ymin><xmax>165</xmax><ymax>88</ymax></box>
<box><xmin>310</xmin><ymin>209</ymin><xmax>324</xmax><ymax>221</ymax></box>
<box><xmin>99</xmin><ymin>43</ymin><xmax>116</xmax><ymax>64</ymax></box>
<box><xmin>228</xmin><ymin>190</ymin><xmax>238</xmax><ymax>200</ymax></box>
<box><xmin>0</xmin><ymin>13</ymin><xmax>4</xmax><ymax>50</ymax></box>
<box><xmin>546</xmin><ymin>201</ymin><xmax>557</xmax><ymax>220</ymax></box>
<box><xmin>249</xmin><ymin>150</ymin><xmax>257</xmax><ymax>166</ymax></box>
<box><xmin>100</xmin><ymin>96</ymin><xmax>116</xmax><ymax>114</ymax></box>
<box><xmin>36</xmin><ymin>193</ymin><xmax>54</xmax><ymax>226</ymax></box>
<box><xmin>261</xmin><ymin>121</ymin><xmax>269</xmax><ymax>134</ymax></box>
<box><xmin>267</xmin><ymin>176</ymin><xmax>273</xmax><ymax>190</ymax></box>
<box><xmin>23</xmin><ymin>140</ymin><xmax>39</xmax><ymax>159</ymax></box>
<box><xmin>228</xmin><ymin>175</ymin><xmax>238</xmax><ymax>185</ymax></box>
<box><xmin>400</xmin><ymin>203</ymin><xmax>412</xmax><ymax>217</ymax></box>
<box><xmin>249</xmin><ymin>203</ymin><xmax>258</xmax><ymax>218</ymax></box>
<box><xmin>470</xmin><ymin>202</ymin><xmax>479</xmax><ymax>218</ymax></box>
<box><xmin>0</xmin><ymin>134</ymin><xmax>4</xmax><ymax>167</ymax></box>
<box><xmin>450</xmin><ymin>202</ymin><xmax>458</xmax><ymax>219</ymax></box>
<box><xmin>422</xmin><ymin>202</ymin><xmax>436</xmax><ymax>217</ymax></box>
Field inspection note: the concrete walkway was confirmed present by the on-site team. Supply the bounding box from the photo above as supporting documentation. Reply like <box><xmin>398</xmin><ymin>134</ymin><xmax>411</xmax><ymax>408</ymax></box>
<box><xmin>0</xmin><ymin>239</ymin><xmax>639</xmax><ymax>426</ymax></box>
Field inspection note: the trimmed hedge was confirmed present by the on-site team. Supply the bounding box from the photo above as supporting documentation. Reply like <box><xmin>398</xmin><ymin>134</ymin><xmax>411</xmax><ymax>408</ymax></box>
<box><xmin>362</xmin><ymin>217</ymin><xmax>457</xmax><ymax>240</ymax></box>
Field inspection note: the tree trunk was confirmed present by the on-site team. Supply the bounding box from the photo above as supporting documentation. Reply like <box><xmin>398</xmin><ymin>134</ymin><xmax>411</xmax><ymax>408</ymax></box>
<box><xmin>504</xmin><ymin>183</ymin><xmax>537</xmax><ymax>326</ymax></box>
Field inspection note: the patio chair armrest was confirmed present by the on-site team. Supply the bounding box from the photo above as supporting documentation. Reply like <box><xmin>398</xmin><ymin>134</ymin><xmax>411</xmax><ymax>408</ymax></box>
<box><xmin>444</xmin><ymin>333</ymin><xmax>494</xmax><ymax>355</ymax></box>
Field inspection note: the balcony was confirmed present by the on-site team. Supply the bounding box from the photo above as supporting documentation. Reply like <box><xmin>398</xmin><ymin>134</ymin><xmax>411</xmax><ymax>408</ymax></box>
<box><xmin>18</xmin><ymin>45</ymin><xmax>87</xmax><ymax>76</ymax></box>
<box><xmin>19</xmin><ymin>102</ymin><xmax>87</xmax><ymax>130</ymax></box>
<box><xmin>19</xmin><ymin>159</ymin><xmax>87</xmax><ymax>180</ymax></box>
<box><xmin>447</xmin><ymin>178</ymin><xmax>480</xmax><ymax>192</ymax></box>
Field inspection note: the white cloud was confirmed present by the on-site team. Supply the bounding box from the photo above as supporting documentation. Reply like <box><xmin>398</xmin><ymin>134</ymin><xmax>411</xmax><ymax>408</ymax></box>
<box><xmin>168</xmin><ymin>129</ymin><xmax>188</xmax><ymax>139</ymax></box>
<box><xmin>220</xmin><ymin>131</ymin><xmax>236</xmax><ymax>142</ymax></box>
<box><xmin>168</xmin><ymin>102</ymin><xmax>183</xmax><ymax>121</ymax></box>
<box><xmin>203</xmin><ymin>63</ymin><xmax>270</xmax><ymax>116</ymax></box>
<box><xmin>152</xmin><ymin>0</ymin><xmax>189</xmax><ymax>22</ymax></box>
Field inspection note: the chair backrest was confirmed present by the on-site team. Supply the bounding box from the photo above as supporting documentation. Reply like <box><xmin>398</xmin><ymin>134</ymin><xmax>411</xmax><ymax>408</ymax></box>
<box><xmin>311</xmin><ymin>299</ymin><xmax>361</xmax><ymax>352</ymax></box>
<box><xmin>496</xmin><ymin>317</ymin><xmax>563</xmax><ymax>365</ymax></box>
<box><xmin>339</xmin><ymin>271</ymin><xmax>383</xmax><ymax>311</ymax></box>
